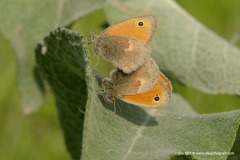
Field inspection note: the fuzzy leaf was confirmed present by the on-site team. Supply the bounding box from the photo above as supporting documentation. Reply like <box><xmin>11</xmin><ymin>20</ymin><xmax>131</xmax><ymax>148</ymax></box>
<box><xmin>83</xmin><ymin>82</ymin><xmax>240</xmax><ymax>160</ymax></box>
<box><xmin>36</xmin><ymin>28</ymin><xmax>88</xmax><ymax>160</ymax></box>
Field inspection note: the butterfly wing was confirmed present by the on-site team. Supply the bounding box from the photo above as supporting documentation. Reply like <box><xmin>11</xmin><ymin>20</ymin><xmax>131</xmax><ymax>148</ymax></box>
<box><xmin>121</xmin><ymin>73</ymin><xmax>172</xmax><ymax>108</ymax></box>
<box><xmin>99</xmin><ymin>36</ymin><xmax>150</xmax><ymax>73</ymax></box>
<box><xmin>159</xmin><ymin>71</ymin><xmax>172</xmax><ymax>98</ymax></box>
<box><xmin>104</xmin><ymin>15</ymin><xmax>157</xmax><ymax>44</ymax></box>
<box><xmin>111</xmin><ymin>58</ymin><xmax>159</xmax><ymax>95</ymax></box>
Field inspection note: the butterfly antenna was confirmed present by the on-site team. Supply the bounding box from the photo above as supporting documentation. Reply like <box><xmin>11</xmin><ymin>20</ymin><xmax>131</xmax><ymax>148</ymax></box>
<box><xmin>89</xmin><ymin>52</ymin><xmax>96</xmax><ymax>58</ymax></box>
<box><xmin>89</xmin><ymin>67</ymin><xmax>104</xmax><ymax>79</ymax></box>
<box><xmin>75</xmin><ymin>105</ymin><xmax>85</xmax><ymax>114</ymax></box>
<box><xmin>91</xmin><ymin>54</ymin><xmax>100</xmax><ymax>70</ymax></box>
<box><xmin>86</xmin><ymin>31</ymin><xmax>94</xmax><ymax>50</ymax></box>
<box><xmin>85</xmin><ymin>36</ymin><xmax>100</xmax><ymax>69</ymax></box>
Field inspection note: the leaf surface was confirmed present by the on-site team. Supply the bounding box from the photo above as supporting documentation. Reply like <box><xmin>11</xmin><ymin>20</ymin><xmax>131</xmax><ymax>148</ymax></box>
<box><xmin>36</xmin><ymin>28</ymin><xmax>88</xmax><ymax>160</ymax></box>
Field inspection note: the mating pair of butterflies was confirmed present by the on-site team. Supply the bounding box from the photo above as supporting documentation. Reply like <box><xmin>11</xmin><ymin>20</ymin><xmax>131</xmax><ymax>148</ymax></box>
<box><xmin>91</xmin><ymin>15</ymin><xmax>172</xmax><ymax>108</ymax></box>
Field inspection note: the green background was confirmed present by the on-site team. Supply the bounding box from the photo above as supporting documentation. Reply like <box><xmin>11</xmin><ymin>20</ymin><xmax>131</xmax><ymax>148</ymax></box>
<box><xmin>0</xmin><ymin>0</ymin><xmax>240</xmax><ymax>159</ymax></box>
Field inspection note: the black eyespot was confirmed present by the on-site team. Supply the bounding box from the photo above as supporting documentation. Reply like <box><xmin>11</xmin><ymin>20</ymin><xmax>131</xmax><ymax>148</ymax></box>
<box><xmin>138</xmin><ymin>22</ymin><xmax>144</xmax><ymax>26</ymax></box>
<box><xmin>154</xmin><ymin>95</ymin><xmax>160</xmax><ymax>101</ymax></box>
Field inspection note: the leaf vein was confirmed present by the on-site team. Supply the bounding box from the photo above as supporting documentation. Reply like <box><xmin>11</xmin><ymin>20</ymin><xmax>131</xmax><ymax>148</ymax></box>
<box><xmin>122</xmin><ymin>109</ymin><xmax>158</xmax><ymax>160</ymax></box>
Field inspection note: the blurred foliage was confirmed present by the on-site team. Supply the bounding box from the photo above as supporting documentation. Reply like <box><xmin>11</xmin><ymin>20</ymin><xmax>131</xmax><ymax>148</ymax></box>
<box><xmin>175</xmin><ymin>0</ymin><xmax>240</xmax><ymax>113</ymax></box>
<box><xmin>177</xmin><ymin>0</ymin><xmax>240</xmax><ymax>47</ymax></box>
<box><xmin>0</xmin><ymin>33</ymin><xmax>70</xmax><ymax>159</ymax></box>
<box><xmin>0</xmin><ymin>0</ymin><xmax>240</xmax><ymax>159</ymax></box>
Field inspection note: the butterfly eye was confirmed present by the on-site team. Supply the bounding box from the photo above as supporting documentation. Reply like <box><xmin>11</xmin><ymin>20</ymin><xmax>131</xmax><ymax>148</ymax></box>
<box><xmin>154</xmin><ymin>95</ymin><xmax>160</xmax><ymax>101</ymax></box>
<box><xmin>138</xmin><ymin>22</ymin><xmax>144</xmax><ymax>26</ymax></box>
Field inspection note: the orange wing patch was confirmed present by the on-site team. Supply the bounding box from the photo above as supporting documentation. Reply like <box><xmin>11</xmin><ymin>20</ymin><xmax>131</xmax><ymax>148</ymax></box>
<box><xmin>105</xmin><ymin>15</ymin><xmax>157</xmax><ymax>44</ymax></box>
<box><xmin>121</xmin><ymin>75</ymin><xmax>171</xmax><ymax>108</ymax></box>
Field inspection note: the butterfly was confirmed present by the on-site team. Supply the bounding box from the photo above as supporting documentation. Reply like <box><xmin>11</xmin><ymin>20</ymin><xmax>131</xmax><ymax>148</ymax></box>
<box><xmin>91</xmin><ymin>15</ymin><xmax>157</xmax><ymax>74</ymax></box>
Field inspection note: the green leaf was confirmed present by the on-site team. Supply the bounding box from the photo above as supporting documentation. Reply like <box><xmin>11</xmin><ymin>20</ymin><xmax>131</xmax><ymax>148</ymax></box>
<box><xmin>0</xmin><ymin>0</ymin><xmax>104</xmax><ymax>112</ymax></box>
<box><xmin>36</xmin><ymin>28</ymin><xmax>240</xmax><ymax>160</ymax></box>
<box><xmin>83</xmin><ymin>93</ymin><xmax>240</xmax><ymax>160</ymax></box>
<box><xmin>36</xmin><ymin>28</ymin><xmax>88</xmax><ymax>160</ymax></box>
<box><xmin>103</xmin><ymin>0</ymin><xmax>240</xmax><ymax>95</ymax></box>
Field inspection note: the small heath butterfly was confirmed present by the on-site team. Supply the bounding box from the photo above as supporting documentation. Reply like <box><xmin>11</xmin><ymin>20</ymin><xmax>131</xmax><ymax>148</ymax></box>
<box><xmin>102</xmin><ymin>59</ymin><xmax>172</xmax><ymax>108</ymax></box>
<box><xmin>91</xmin><ymin>15</ymin><xmax>157</xmax><ymax>73</ymax></box>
